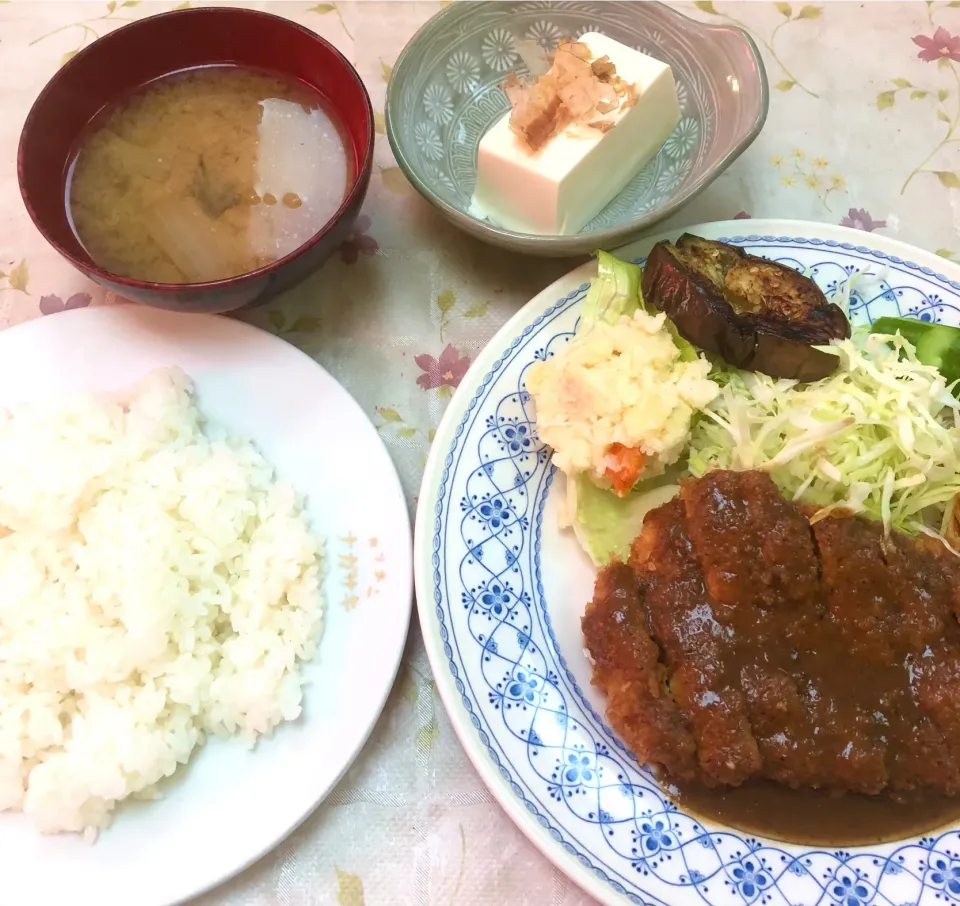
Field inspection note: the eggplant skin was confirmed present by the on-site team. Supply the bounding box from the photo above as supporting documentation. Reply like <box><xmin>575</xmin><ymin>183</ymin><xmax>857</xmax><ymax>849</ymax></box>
<box><xmin>641</xmin><ymin>235</ymin><xmax>851</xmax><ymax>382</ymax></box>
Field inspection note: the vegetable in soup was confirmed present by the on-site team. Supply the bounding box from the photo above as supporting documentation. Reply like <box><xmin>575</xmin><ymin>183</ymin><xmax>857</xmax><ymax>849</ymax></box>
<box><xmin>67</xmin><ymin>66</ymin><xmax>351</xmax><ymax>284</ymax></box>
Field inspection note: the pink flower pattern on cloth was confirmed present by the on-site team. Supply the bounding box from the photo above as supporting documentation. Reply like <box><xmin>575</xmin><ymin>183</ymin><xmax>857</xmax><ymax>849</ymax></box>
<box><xmin>338</xmin><ymin>214</ymin><xmax>379</xmax><ymax>264</ymax></box>
<box><xmin>38</xmin><ymin>293</ymin><xmax>91</xmax><ymax>316</ymax></box>
<box><xmin>913</xmin><ymin>26</ymin><xmax>960</xmax><ymax>63</ymax></box>
<box><xmin>840</xmin><ymin>208</ymin><xmax>887</xmax><ymax>232</ymax></box>
<box><xmin>415</xmin><ymin>344</ymin><xmax>471</xmax><ymax>390</ymax></box>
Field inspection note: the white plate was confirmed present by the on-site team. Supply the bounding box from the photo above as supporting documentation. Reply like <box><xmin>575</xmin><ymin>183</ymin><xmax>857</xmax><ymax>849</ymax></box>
<box><xmin>415</xmin><ymin>220</ymin><xmax>960</xmax><ymax>906</ymax></box>
<box><xmin>0</xmin><ymin>305</ymin><xmax>412</xmax><ymax>906</ymax></box>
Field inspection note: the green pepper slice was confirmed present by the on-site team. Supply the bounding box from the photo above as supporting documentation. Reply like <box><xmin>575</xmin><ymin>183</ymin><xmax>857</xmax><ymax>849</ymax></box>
<box><xmin>916</xmin><ymin>326</ymin><xmax>960</xmax><ymax>385</ymax></box>
<box><xmin>870</xmin><ymin>316</ymin><xmax>930</xmax><ymax>348</ymax></box>
<box><xmin>870</xmin><ymin>316</ymin><xmax>960</xmax><ymax>384</ymax></box>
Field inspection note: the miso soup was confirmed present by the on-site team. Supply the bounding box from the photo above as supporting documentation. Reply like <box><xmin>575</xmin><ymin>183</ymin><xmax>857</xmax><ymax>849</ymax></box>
<box><xmin>67</xmin><ymin>66</ymin><xmax>351</xmax><ymax>284</ymax></box>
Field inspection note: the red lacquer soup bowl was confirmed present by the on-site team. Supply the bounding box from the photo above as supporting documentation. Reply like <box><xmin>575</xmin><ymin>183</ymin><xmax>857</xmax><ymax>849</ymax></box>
<box><xmin>18</xmin><ymin>7</ymin><xmax>373</xmax><ymax>314</ymax></box>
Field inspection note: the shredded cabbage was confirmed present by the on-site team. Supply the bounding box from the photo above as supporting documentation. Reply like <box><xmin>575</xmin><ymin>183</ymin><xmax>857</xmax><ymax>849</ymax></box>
<box><xmin>829</xmin><ymin>265</ymin><xmax>890</xmax><ymax>317</ymax></box>
<box><xmin>688</xmin><ymin>328</ymin><xmax>960</xmax><ymax>535</ymax></box>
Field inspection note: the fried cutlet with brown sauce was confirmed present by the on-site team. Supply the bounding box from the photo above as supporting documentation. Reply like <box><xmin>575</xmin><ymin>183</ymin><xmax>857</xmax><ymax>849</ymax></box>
<box><xmin>582</xmin><ymin>469</ymin><xmax>960</xmax><ymax>796</ymax></box>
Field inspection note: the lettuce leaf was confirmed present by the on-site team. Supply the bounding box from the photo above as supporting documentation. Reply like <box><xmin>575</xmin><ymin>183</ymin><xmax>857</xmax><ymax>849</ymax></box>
<box><xmin>579</xmin><ymin>250</ymin><xmax>697</xmax><ymax>362</ymax></box>
<box><xmin>569</xmin><ymin>472</ymin><xmax>680</xmax><ymax>566</ymax></box>
<box><xmin>579</xmin><ymin>250</ymin><xmax>643</xmax><ymax>330</ymax></box>
<box><xmin>664</xmin><ymin>319</ymin><xmax>698</xmax><ymax>362</ymax></box>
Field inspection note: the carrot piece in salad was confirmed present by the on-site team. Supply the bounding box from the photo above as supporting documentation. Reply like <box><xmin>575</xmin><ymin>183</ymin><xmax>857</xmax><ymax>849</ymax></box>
<box><xmin>604</xmin><ymin>443</ymin><xmax>646</xmax><ymax>496</ymax></box>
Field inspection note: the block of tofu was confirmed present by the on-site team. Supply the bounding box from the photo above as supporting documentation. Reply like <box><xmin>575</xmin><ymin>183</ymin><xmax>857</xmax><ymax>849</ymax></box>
<box><xmin>471</xmin><ymin>33</ymin><xmax>681</xmax><ymax>236</ymax></box>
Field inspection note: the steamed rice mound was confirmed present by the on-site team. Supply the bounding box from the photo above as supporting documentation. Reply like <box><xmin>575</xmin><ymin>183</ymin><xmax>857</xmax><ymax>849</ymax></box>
<box><xmin>0</xmin><ymin>368</ymin><xmax>323</xmax><ymax>835</ymax></box>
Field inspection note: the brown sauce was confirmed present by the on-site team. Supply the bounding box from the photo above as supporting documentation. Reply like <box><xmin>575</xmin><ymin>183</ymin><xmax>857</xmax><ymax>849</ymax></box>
<box><xmin>667</xmin><ymin>778</ymin><xmax>960</xmax><ymax>846</ymax></box>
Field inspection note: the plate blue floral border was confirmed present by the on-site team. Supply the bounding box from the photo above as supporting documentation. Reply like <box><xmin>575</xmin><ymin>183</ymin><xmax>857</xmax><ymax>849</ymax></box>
<box><xmin>427</xmin><ymin>234</ymin><xmax>960</xmax><ymax>906</ymax></box>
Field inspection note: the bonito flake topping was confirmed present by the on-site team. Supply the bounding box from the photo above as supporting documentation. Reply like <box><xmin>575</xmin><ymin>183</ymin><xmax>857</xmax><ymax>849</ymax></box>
<box><xmin>502</xmin><ymin>40</ymin><xmax>639</xmax><ymax>153</ymax></box>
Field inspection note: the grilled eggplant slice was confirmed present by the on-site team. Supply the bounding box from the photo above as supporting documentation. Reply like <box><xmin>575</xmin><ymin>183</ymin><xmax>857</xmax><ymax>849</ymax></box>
<box><xmin>641</xmin><ymin>234</ymin><xmax>850</xmax><ymax>381</ymax></box>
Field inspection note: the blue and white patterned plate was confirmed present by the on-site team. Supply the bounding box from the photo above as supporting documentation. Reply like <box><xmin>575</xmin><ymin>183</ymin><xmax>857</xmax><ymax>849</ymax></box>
<box><xmin>414</xmin><ymin>220</ymin><xmax>960</xmax><ymax>906</ymax></box>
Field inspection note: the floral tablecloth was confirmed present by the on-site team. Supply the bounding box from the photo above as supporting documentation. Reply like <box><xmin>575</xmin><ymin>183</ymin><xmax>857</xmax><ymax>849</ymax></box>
<box><xmin>1</xmin><ymin>1</ymin><xmax>959</xmax><ymax>903</ymax></box>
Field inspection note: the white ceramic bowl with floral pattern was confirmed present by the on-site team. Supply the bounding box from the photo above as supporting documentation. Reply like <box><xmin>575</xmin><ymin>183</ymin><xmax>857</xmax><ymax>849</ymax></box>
<box><xmin>385</xmin><ymin>1</ymin><xmax>769</xmax><ymax>257</ymax></box>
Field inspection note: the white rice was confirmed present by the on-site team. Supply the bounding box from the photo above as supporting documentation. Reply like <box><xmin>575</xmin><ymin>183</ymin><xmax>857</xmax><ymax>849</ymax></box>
<box><xmin>0</xmin><ymin>368</ymin><xmax>323</xmax><ymax>835</ymax></box>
